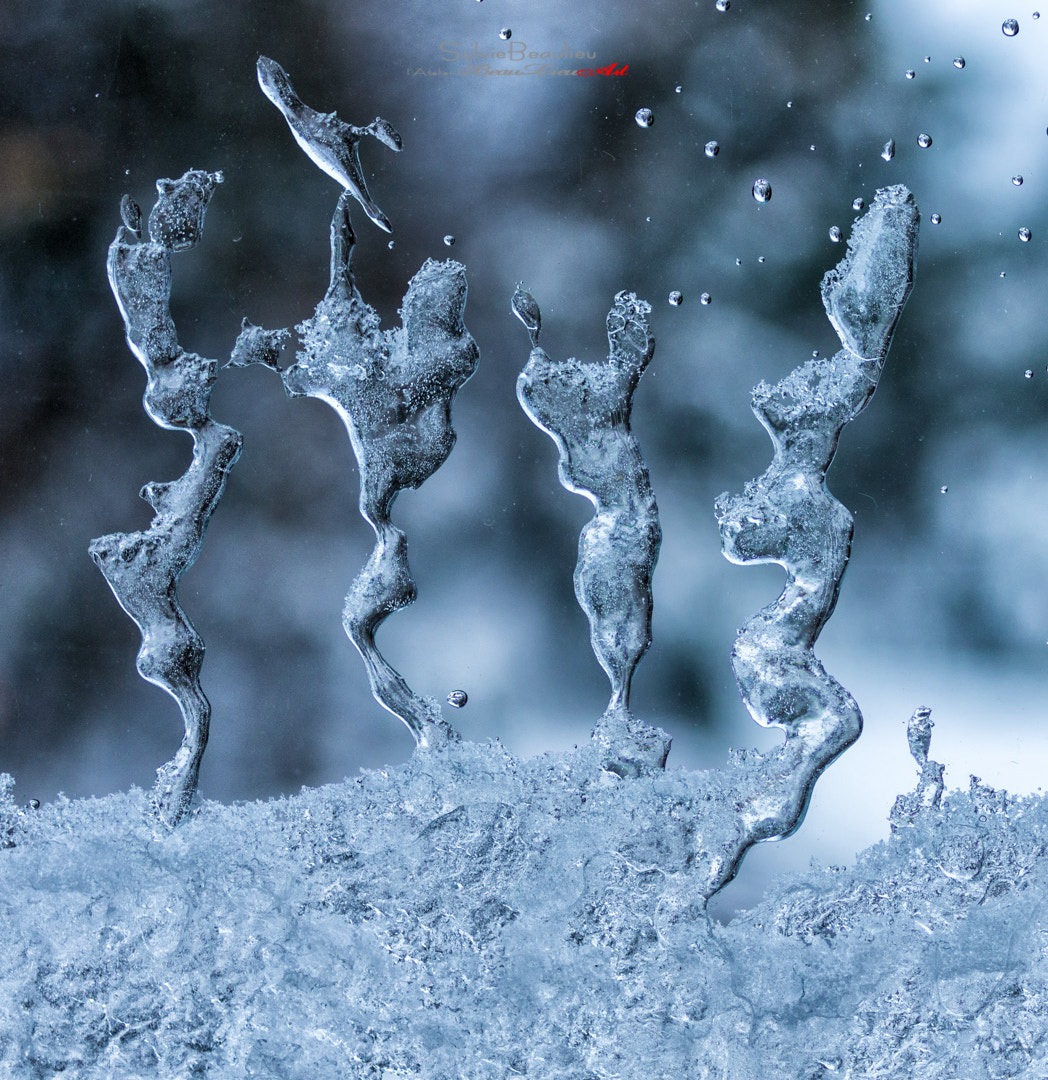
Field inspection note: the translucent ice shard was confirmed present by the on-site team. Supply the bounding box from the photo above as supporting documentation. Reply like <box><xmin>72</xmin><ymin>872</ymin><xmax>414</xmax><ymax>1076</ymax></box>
<box><xmin>713</xmin><ymin>184</ymin><xmax>918</xmax><ymax>888</ymax></box>
<box><xmin>514</xmin><ymin>287</ymin><xmax>670</xmax><ymax>776</ymax></box>
<box><xmin>239</xmin><ymin>193</ymin><xmax>477</xmax><ymax>745</ymax></box>
<box><xmin>90</xmin><ymin>170</ymin><xmax>262</xmax><ymax>827</ymax></box>
<box><xmin>257</xmin><ymin>56</ymin><xmax>402</xmax><ymax>233</ymax></box>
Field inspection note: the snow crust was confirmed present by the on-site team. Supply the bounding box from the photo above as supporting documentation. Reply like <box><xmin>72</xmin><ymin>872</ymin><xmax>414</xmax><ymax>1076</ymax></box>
<box><xmin>2</xmin><ymin>740</ymin><xmax>1045</xmax><ymax>1079</ymax></box>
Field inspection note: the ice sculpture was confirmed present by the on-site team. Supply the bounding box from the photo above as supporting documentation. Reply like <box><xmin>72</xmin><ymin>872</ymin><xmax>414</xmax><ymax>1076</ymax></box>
<box><xmin>513</xmin><ymin>287</ymin><xmax>670</xmax><ymax>777</ymax></box>
<box><xmin>90</xmin><ymin>171</ymin><xmax>283</xmax><ymax>827</ymax></box>
<box><xmin>237</xmin><ymin>58</ymin><xmax>479</xmax><ymax>747</ymax></box>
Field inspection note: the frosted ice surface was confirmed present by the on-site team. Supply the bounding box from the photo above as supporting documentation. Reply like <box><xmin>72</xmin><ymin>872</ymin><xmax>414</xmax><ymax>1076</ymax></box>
<box><xmin>2</xmin><ymin>718</ymin><xmax>1046</xmax><ymax>1079</ymax></box>
<box><xmin>90</xmin><ymin>171</ymin><xmax>256</xmax><ymax>828</ymax></box>
<box><xmin>514</xmin><ymin>288</ymin><xmax>670</xmax><ymax>778</ymax></box>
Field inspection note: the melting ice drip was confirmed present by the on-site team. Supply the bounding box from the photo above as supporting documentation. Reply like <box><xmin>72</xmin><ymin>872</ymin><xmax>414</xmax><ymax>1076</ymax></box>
<box><xmin>237</xmin><ymin>58</ymin><xmax>479</xmax><ymax>747</ymax></box>
<box><xmin>90</xmin><ymin>172</ymin><xmax>284</xmax><ymax>826</ymax></box>
<box><xmin>512</xmin><ymin>287</ymin><xmax>671</xmax><ymax>777</ymax></box>
<box><xmin>713</xmin><ymin>184</ymin><xmax>919</xmax><ymax>863</ymax></box>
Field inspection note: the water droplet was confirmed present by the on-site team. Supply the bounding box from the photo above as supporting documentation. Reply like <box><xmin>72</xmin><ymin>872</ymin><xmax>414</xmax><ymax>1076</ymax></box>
<box><xmin>758</xmin><ymin>255</ymin><xmax>766</xmax><ymax>263</ymax></box>
<box><xmin>786</xmin><ymin>100</ymin><xmax>793</xmax><ymax>108</ymax></box>
<box><xmin>905</xmin><ymin>69</ymin><xmax>916</xmax><ymax>80</ymax></box>
<box><xmin>829</xmin><ymin>225</ymin><xmax>842</xmax><ymax>242</ymax></box>
<box><xmin>675</xmin><ymin>85</ymin><xmax>682</xmax><ymax>93</ymax></box>
<box><xmin>700</xmin><ymin>292</ymin><xmax>712</xmax><ymax>305</ymax></box>
<box><xmin>811</xmin><ymin>349</ymin><xmax>820</xmax><ymax>358</ymax></box>
<box><xmin>864</xmin><ymin>12</ymin><xmax>872</xmax><ymax>20</ymax></box>
<box><xmin>1003</xmin><ymin>18</ymin><xmax>1020</xmax><ymax>35</ymax></box>
<box><xmin>735</xmin><ymin>257</ymin><xmax>743</xmax><ymax>266</ymax></box>
<box><xmin>809</xmin><ymin>144</ymin><xmax>817</xmax><ymax>152</ymax></box>
<box><xmin>930</xmin><ymin>213</ymin><xmax>941</xmax><ymax>224</ymax></box>
<box><xmin>635</xmin><ymin>108</ymin><xmax>654</xmax><ymax>128</ymax></box>
<box><xmin>499</xmin><ymin>27</ymin><xmax>512</xmax><ymax>39</ymax></box>
<box><xmin>752</xmin><ymin>177</ymin><xmax>772</xmax><ymax>203</ymax></box>
<box><xmin>704</xmin><ymin>140</ymin><xmax>720</xmax><ymax>157</ymax></box>
<box><xmin>27</xmin><ymin>799</ymin><xmax>40</xmax><ymax>810</ymax></box>
<box><xmin>1019</xmin><ymin>226</ymin><xmax>1032</xmax><ymax>241</ymax></box>
<box><xmin>388</xmin><ymin>240</ymin><xmax>395</xmax><ymax>249</ymax></box>
<box><xmin>917</xmin><ymin>133</ymin><xmax>933</xmax><ymax>148</ymax></box>
<box><xmin>923</xmin><ymin>55</ymin><xmax>931</xmax><ymax>63</ymax></box>
<box><xmin>716</xmin><ymin>0</ymin><xmax>730</xmax><ymax>10</ymax></box>
<box><xmin>443</xmin><ymin>234</ymin><xmax>455</xmax><ymax>246</ymax></box>
<box><xmin>447</xmin><ymin>690</ymin><xmax>468</xmax><ymax>708</ymax></box>
<box><xmin>940</xmin><ymin>485</ymin><xmax>949</xmax><ymax>494</ymax></box>
<box><xmin>881</xmin><ymin>139</ymin><xmax>896</xmax><ymax>161</ymax></box>
<box><xmin>1013</xmin><ymin>175</ymin><xmax>1024</xmax><ymax>186</ymax></box>
<box><xmin>1025</xmin><ymin>369</ymin><xmax>1034</xmax><ymax>378</ymax></box>
<box><xmin>953</xmin><ymin>56</ymin><xmax>966</xmax><ymax>69</ymax></box>
<box><xmin>1034</xmin><ymin>10</ymin><xmax>1041</xmax><ymax>18</ymax></box>
<box><xmin>1000</xmin><ymin>271</ymin><xmax>1007</xmax><ymax>278</ymax></box>
<box><xmin>668</xmin><ymin>290</ymin><xmax>684</xmax><ymax>306</ymax></box>
<box><xmin>852</xmin><ymin>197</ymin><xmax>865</xmax><ymax>211</ymax></box>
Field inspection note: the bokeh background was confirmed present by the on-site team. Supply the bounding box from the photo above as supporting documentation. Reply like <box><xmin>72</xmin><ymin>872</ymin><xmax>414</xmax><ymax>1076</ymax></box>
<box><xmin>2</xmin><ymin>0</ymin><xmax>1047</xmax><ymax>913</ymax></box>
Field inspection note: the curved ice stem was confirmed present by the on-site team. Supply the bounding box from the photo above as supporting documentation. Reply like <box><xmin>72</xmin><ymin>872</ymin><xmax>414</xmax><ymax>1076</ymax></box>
<box><xmin>257</xmin><ymin>56</ymin><xmax>401</xmax><ymax>234</ymax></box>
<box><xmin>514</xmin><ymin>288</ymin><xmax>669</xmax><ymax>776</ymax></box>
<box><xmin>710</xmin><ymin>185</ymin><xmax>919</xmax><ymax>892</ymax></box>
<box><xmin>242</xmin><ymin>193</ymin><xmax>478</xmax><ymax>745</ymax></box>
<box><xmin>90</xmin><ymin>171</ymin><xmax>267</xmax><ymax>826</ymax></box>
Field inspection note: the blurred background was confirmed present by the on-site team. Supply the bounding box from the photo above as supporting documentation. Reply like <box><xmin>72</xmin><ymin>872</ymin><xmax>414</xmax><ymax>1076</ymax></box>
<box><xmin>2</xmin><ymin>0</ymin><xmax>1046</xmax><ymax>913</ymax></box>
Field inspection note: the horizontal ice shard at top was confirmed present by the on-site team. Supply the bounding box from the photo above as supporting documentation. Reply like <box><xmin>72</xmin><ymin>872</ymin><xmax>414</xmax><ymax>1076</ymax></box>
<box><xmin>257</xmin><ymin>55</ymin><xmax>402</xmax><ymax>233</ymax></box>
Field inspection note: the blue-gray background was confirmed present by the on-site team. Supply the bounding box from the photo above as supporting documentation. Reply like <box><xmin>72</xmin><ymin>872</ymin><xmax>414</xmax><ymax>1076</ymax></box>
<box><xmin>2</xmin><ymin>0</ymin><xmax>1046</xmax><ymax>911</ymax></box>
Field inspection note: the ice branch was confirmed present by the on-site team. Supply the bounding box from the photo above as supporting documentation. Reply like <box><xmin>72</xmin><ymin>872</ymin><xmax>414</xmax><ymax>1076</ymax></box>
<box><xmin>514</xmin><ymin>287</ymin><xmax>670</xmax><ymax>776</ymax></box>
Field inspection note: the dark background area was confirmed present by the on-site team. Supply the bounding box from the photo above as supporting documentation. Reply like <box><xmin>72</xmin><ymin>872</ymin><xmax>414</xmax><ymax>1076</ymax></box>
<box><xmin>2</xmin><ymin>0</ymin><xmax>1046</xmax><ymax>908</ymax></box>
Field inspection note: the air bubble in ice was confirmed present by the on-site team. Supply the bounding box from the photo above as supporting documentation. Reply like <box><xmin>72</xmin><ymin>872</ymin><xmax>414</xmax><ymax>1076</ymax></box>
<box><xmin>1003</xmin><ymin>18</ymin><xmax>1019</xmax><ymax>34</ymax></box>
<box><xmin>446</xmin><ymin>690</ymin><xmax>468</xmax><ymax>708</ymax></box>
<box><xmin>930</xmin><ymin>213</ymin><xmax>941</xmax><ymax>224</ymax></box>
<box><xmin>852</xmin><ymin>197</ymin><xmax>865</xmax><ymax>211</ymax></box>
<box><xmin>499</xmin><ymin>28</ymin><xmax>512</xmax><ymax>40</ymax></box>
<box><xmin>953</xmin><ymin>56</ymin><xmax>966</xmax><ymax>68</ymax></box>
<box><xmin>752</xmin><ymin>177</ymin><xmax>772</xmax><ymax>203</ymax></box>
<box><xmin>881</xmin><ymin>139</ymin><xmax>896</xmax><ymax>161</ymax></box>
<box><xmin>700</xmin><ymin>292</ymin><xmax>712</xmax><ymax>305</ymax></box>
<box><xmin>635</xmin><ymin>108</ymin><xmax>654</xmax><ymax>128</ymax></box>
<box><xmin>829</xmin><ymin>225</ymin><xmax>842</xmax><ymax>242</ymax></box>
<box><xmin>917</xmin><ymin>133</ymin><xmax>933</xmax><ymax>148</ymax></box>
<box><xmin>1013</xmin><ymin>175</ymin><xmax>1024</xmax><ymax>186</ymax></box>
<box><xmin>443</xmin><ymin>234</ymin><xmax>456</xmax><ymax>246</ymax></box>
<box><xmin>668</xmin><ymin>290</ymin><xmax>683</xmax><ymax>306</ymax></box>
<box><xmin>1019</xmin><ymin>226</ymin><xmax>1032</xmax><ymax>242</ymax></box>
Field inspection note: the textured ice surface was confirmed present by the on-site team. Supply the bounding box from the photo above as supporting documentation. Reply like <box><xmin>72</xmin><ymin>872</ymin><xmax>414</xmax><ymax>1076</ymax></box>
<box><xmin>514</xmin><ymin>287</ymin><xmax>669</xmax><ymax>777</ymax></box>
<box><xmin>88</xmin><ymin>172</ymin><xmax>280</xmax><ymax>827</ymax></box>
<box><xmin>2</xmin><ymin>721</ymin><xmax>1046</xmax><ymax>1079</ymax></box>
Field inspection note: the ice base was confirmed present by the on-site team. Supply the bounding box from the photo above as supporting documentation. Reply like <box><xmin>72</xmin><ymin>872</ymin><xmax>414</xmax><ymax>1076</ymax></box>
<box><xmin>1</xmin><ymin>740</ymin><xmax>1045</xmax><ymax>1078</ymax></box>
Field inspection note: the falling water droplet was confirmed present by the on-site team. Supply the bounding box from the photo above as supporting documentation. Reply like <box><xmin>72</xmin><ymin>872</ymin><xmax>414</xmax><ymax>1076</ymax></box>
<box><xmin>716</xmin><ymin>0</ymin><xmax>730</xmax><ymax>10</ymax></box>
<box><xmin>700</xmin><ymin>292</ymin><xmax>712</xmax><ymax>305</ymax></box>
<box><xmin>1019</xmin><ymin>226</ymin><xmax>1032</xmax><ymax>241</ymax></box>
<box><xmin>1025</xmin><ymin>369</ymin><xmax>1034</xmax><ymax>378</ymax></box>
<box><xmin>704</xmin><ymin>140</ymin><xmax>720</xmax><ymax>157</ymax></box>
<box><xmin>447</xmin><ymin>690</ymin><xmax>468</xmax><ymax>708</ymax></box>
<box><xmin>953</xmin><ymin>56</ymin><xmax>966</xmax><ymax>69</ymax></box>
<box><xmin>668</xmin><ymin>290</ymin><xmax>684</xmax><ymax>306</ymax></box>
<box><xmin>499</xmin><ymin>27</ymin><xmax>512</xmax><ymax>39</ymax></box>
<box><xmin>1003</xmin><ymin>18</ymin><xmax>1020</xmax><ymax>34</ymax></box>
<box><xmin>852</xmin><ymin>197</ymin><xmax>865</xmax><ymax>212</ymax></box>
<box><xmin>635</xmin><ymin>108</ymin><xmax>654</xmax><ymax>128</ymax></box>
<box><xmin>443</xmin><ymin>234</ymin><xmax>456</xmax><ymax>246</ymax></box>
<box><xmin>940</xmin><ymin>485</ymin><xmax>949</xmax><ymax>494</ymax></box>
<box><xmin>881</xmin><ymin>139</ymin><xmax>896</xmax><ymax>161</ymax></box>
<box><xmin>930</xmin><ymin>213</ymin><xmax>941</xmax><ymax>224</ymax></box>
<box><xmin>1013</xmin><ymin>175</ymin><xmax>1024</xmax><ymax>186</ymax></box>
<box><xmin>917</xmin><ymin>133</ymin><xmax>933</xmax><ymax>148</ymax></box>
<box><xmin>752</xmin><ymin>178</ymin><xmax>772</xmax><ymax>203</ymax></box>
<box><xmin>905</xmin><ymin>69</ymin><xmax>916</xmax><ymax>80</ymax></box>
<box><xmin>829</xmin><ymin>225</ymin><xmax>842</xmax><ymax>242</ymax></box>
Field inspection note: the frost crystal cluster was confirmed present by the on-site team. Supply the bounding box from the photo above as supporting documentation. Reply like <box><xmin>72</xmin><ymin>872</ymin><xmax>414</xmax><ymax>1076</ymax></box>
<box><xmin>5</xmin><ymin>57</ymin><xmax>1046</xmax><ymax>1080</ymax></box>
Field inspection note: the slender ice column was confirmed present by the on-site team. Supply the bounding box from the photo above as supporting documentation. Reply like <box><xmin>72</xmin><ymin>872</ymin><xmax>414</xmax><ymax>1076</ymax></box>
<box><xmin>513</xmin><ymin>288</ymin><xmax>670</xmax><ymax>776</ymax></box>
<box><xmin>90</xmin><ymin>171</ymin><xmax>281</xmax><ymax>826</ymax></box>
<box><xmin>711</xmin><ymin>184</ymin><xmax>919</xmax><ymax>889</ymax></box>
